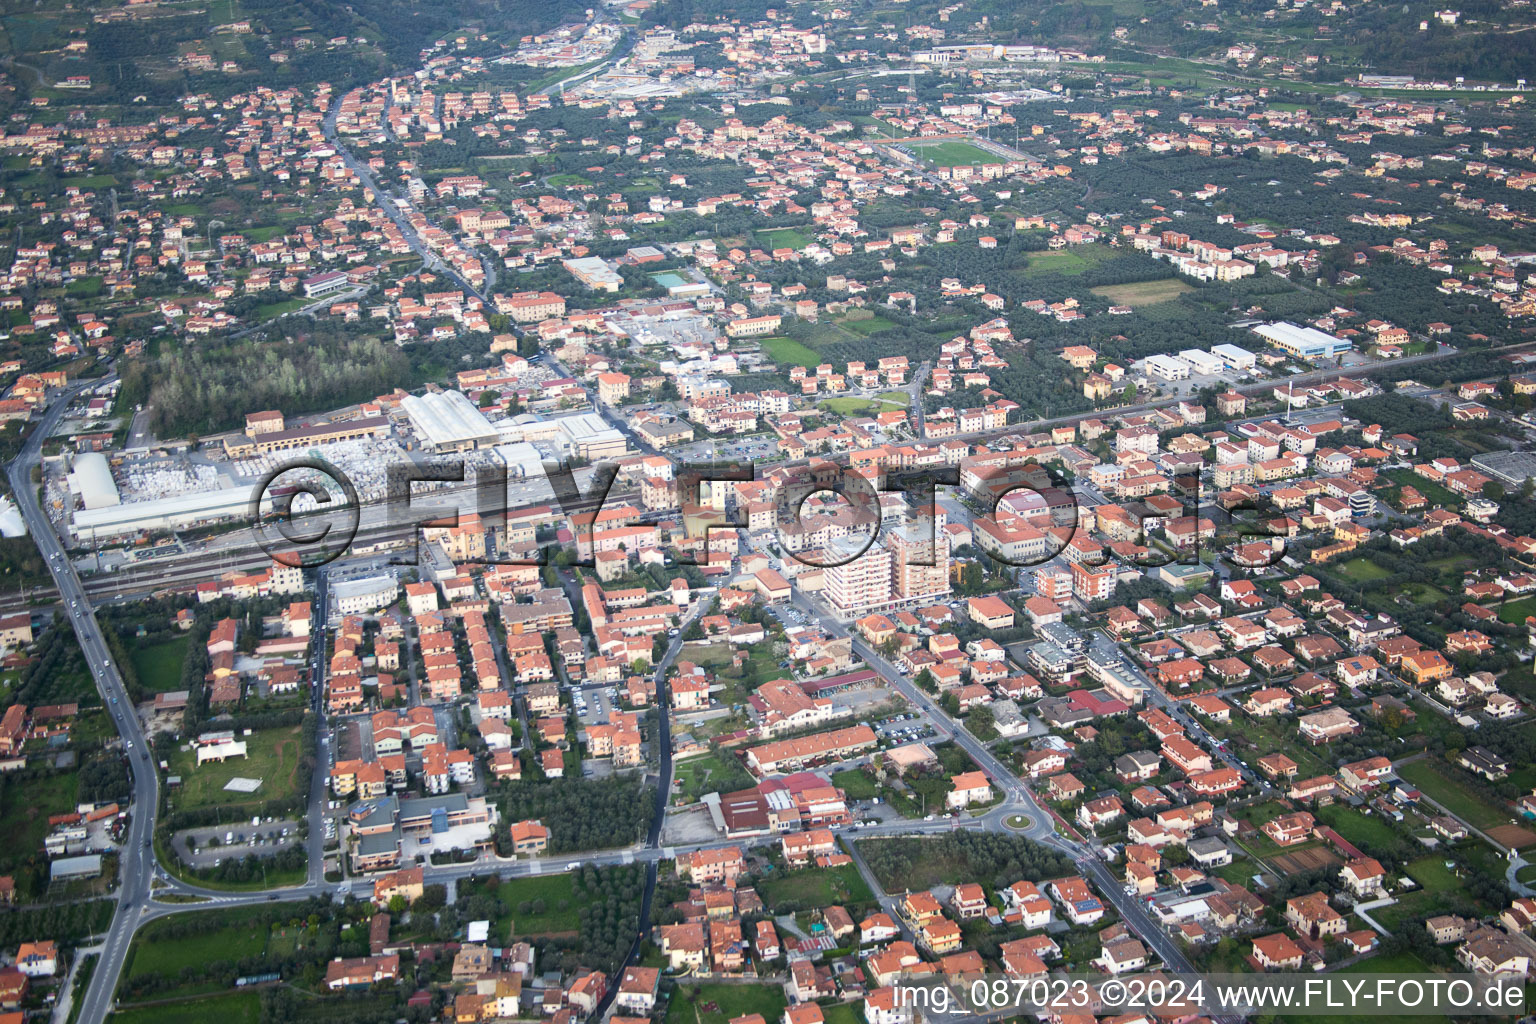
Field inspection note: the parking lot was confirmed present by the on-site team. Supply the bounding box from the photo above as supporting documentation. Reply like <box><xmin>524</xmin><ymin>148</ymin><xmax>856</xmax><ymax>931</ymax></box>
<box><xmin>873</xmin><ymin>711</ymin><xmax>938</xmax><ymax>744</ymax></box>
<box><xmin>172</xmin><ymin>817</ymin><xmax>303</xmax><ymax>867</ymax></box>
<box><xmin>574</xmin><ymin>682</ymin><xmax>620</xmax><ymax>725</ymax></box>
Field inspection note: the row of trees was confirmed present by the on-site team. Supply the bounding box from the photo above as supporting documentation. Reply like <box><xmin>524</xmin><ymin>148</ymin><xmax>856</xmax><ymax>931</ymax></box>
<box><xmin>0</xmin><ymin>898</ymin><xmax>115</xmax><ymax>949</ymax></box>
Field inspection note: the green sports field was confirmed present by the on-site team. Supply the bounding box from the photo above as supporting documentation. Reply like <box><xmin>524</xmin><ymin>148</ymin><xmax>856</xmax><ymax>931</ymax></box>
<box><xmin>907</xmin><ymin>139</ymin><xmax>1002</xmax><ymax>167</ymax></box>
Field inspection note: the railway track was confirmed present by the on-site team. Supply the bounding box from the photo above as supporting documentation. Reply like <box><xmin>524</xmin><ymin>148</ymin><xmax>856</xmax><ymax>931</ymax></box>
<box><xmin>13</xmin><ymin>335</ymin><xmax>1531</xmax><ymax>617</ymax></box>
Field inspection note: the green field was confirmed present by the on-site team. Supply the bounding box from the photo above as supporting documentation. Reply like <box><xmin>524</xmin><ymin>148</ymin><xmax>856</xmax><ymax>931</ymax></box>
<box><xmin>672</xmin><ymin>753</ymin><xmax>750</xmax><ymax>802</ymax></box>
<box><xmin>1404</xmin><ymin>855</ymin><xmax>1459</xmax><ymax>893</ymax></box>
<box><xmin>831</xmin><ymin>769</ymin><xmax>879</xmax><ymax>800</ymax></box>
<box><xmin>836</xmin><ymin>312</ymin><xmax>897</xmax><ymax>336</ymax></box>
<box><xmin>0</xmin><ymin>771</ymin><xmax>78</xmax><ymax>869</ymax></box>
<box><xmin>1314</xmin><ymin>803</ymin><xmax>1402</xmax><ymax>856</ymax></box>
<box><xmin>822</xmin><ymin>1003</ymin><xmax>861</xmax><ymax>1024</ymax></box>
<box><xmin>1335</xmin><ymin>557</ymin><xmax>1393</xmax><ymax>582</ymax></box>
<box><xmin>818</xmin><ymin>396</ymin><xmax>909</xmax><ymax>416</ymax></box>
<box><xmin>253</xmin><ymin>297</ymin><xmax>311</xmax><ymax>321</ymax></box>
<box><xmin>130</xmin><ymin>636</ymin><xmax>189</xmax><ymax>693</ymax></box>
<box><xmin>907</xmin><ymin>139</ymin><xmax>1003</xmax><ymax>168</ymax></box>
<box><xmin>681</xmin><ymin>641</ymin><xmax>736</xmax><ymax>668</ymax></box>
<box><xmin>665</xmin><ymin>984</ymin><xmax>786</xmax><ymax>1024</ymax></box>
<box><xmin>1397</xmin><ymin>758</ymin><xmax>1506</xmax><ymax>829</ymax></box>
<box><xmin>758</xmin><ymin>861</ymin><xmax>872</xmax><ymax>912</ymax></box>
<box><xmin>109</xmin><ymin>992</ymin><xmax>261</xmax><ymax>1024</ymax></box>
<box><xmin>1498</xmin><ymin>595</ymin><xmax>1536</xmax><ymax>625</ymax></box>
<box><xmin>759</xmin><ymin>227</ymin><xmax>811</xmax><ymax>250</ymax></box>
<box><xmin>488</xmin><ymin>873</ymin><xmax>582</xmax><ymax>938</ymax></box>
<box><xmin>165</xmin><ymin>725</ymin><xmax>305</xmax><ymax>811</ymax></box>
<box><xmin>1383</xmin><ymin>469</ymin><xmax>1460</xmax><ymax>508</ymax></box>
<box><xmin>127</xmin><ymin>908</ymin><xmax>273</xmax><ymax>981</ymax></box>
<box><xmin>1090</xmin><ymin>279</ymin><xmax>1193</xmax><ymax>306</ymax></box>
<box><xmin>1280</xmin><ymin>951</ymin><xmax>1451</xmax><ymax>1024</ymax></box>
<box><xmin>761</xmin><ymin>336</ymin><xmax>820</xmax><ymax>369</ymax></box>
<box><xmin>1019</xmin><ymin>244</ymin><xmax>1115</xmax><ymax>278</ymax></box>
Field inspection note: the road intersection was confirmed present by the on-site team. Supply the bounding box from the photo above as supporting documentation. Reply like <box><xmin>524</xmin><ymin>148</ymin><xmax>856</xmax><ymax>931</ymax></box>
<box><xmin>13</xmin><ymin>374</ymin><xmax>1262</xmax><ymax>1024</ymax></box>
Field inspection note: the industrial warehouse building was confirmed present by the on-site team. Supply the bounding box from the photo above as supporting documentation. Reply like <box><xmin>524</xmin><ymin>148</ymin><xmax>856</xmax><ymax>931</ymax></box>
<box><xmin>69</xmin><ymin>450</ymin><xmax>276</xmax><ymax>540</ymax></box>
<box><xmin>1178</xmin><ymin>349</ymin><xmax>1225</xmax><ymax>375</ymax></box>
<box><xmin>562</xmin><ymin>256</ymin><xmax>624</xmax><ymax>293</ymax></box>
<box><xmin>1253</xmin><ymin>322</ymin><xmax>1353</xmax><ymax>359</ymax></box>
<box><xmin>74</xmin><ymin>487</ymin><xmax>270</xmax><ymax>540</ymax></box>
<box><xmin>69</xmin><ymin>452</ymin><xmax>120</xmax><ymax>510</ymax></box>
<box><xmin>401</xmin><ymin>390</ymin><xmax>500</xmax><ymax>452</ymax></box>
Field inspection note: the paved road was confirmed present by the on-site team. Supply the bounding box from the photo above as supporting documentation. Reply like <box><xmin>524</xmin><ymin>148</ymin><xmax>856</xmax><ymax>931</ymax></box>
<box><xmin>58</xmin><ymin>336</ymin><xmax>1536</xmax><ymax>609</ymax></box>
<box><xmin>784</xmin><ymin>590</ymin><xmax>1207</xmax><ymax>979</ymax></box>
<box><xmin>8</xmin><ymin>383</ymin><xmax>161</xmax><ymax>1024</ymax></box>
<box><xmin>321</xmin><ymin>101</ymin><xmax>494</xmax><ymax>304</ymax></box>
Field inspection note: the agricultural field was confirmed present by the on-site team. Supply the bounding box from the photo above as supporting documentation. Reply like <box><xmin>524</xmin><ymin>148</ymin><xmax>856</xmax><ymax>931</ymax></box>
<box><xmin>831</xmin><ymin>769</ymin><xmax>879</xmax><ymax>800</ymax></box>
<box><xmin>761</xmin><ymin>336</ymin><xmax>821</xmax><ymax>369</ymax></box>
<box><xmin>672</xmin><ymin>753</ymin><xmax>750</xmax><ymax>803</ymax></box>
<box><xmin>126</xmin><ymin>908</ymin><xmax>275</xmax><ymax>982</ymax></box>
<box><xmin>108</xmin><ymin>992</ymin><xmax>262</xmax><ymax>1024</ymax></box>
<box><xmin>1498</xmin><ymin>595</ymin><xmax>1536</xmax><ymax>624</ymax></box>
<box><xmin>165</xmin><ymin>724</ymin><xmax>306</xmax><ymax>812</ymax></box>
<box><xmin>758</xmin><ymin>861</ymin><xmax>873</xmax><ymax>912</ymax></box>
<box><xmin>0</xmin><ymin>770</ymin><xmax>79</xmax><ymax>874</ymax></box>
<box><xmin>1089</xmin><ymin>279</ymin><xmax>1192</xmax><ymax>306</ymax></box>
<box><xmin>1404</xmin><ymin>855</ymin><xmax>1460</xmax><ymax>893</ymax></box>
<box><xmin>1335</xmin><ymin>557</ymin><xmax>1393</xmax><ymax>582</ymax></box>
<box><xmin>818</xmin><ymin>396</ymin><xmax>909</xmax><ymax>416</ymax></box>
<box><xmin>1313</xmin><ymin>803</ymin><xmax>1403</xmax><ymax>856</ymax></box>
<box><xmin>834</xmin><ymin>311</ymin><xmax>897</xmax><ymax>336</ymax></box>
<box><xmin>758</xmin><ymin>227</ymin><xmax>811</xmax><ymax>250</ymax></box>
<box><xmin>1281</xmin><ymin>951</ymin><xmax>1452</xmax><ymax>1024</ymax></box>
<box><xmin>480</xmin><ymin>873</ymin><xmax>583</xmax><ymax>938</ymax></box>
<box><xmin>1018</xmin><ymin>244</ymin><xmax>1117</xmax><ymax>278</ymax></box>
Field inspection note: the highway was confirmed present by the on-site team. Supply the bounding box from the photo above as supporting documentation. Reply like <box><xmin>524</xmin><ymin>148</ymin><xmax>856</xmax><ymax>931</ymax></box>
<box><xmin>7</xmin><ymin>384</ymin><xmax>161</xmax><ymax>1024</ymax></box>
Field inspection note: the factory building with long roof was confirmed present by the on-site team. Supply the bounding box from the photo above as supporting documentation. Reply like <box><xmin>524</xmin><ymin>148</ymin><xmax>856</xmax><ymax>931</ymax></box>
<box><xmin>400</xmin><ymin>390</ymin><xmax>499</xmax><ymax>452</ymax></box>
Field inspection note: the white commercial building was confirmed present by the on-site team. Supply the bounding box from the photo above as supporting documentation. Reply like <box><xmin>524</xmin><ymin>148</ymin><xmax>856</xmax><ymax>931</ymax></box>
<box><xmin>1210</xmin><ymin>343</ymin><xmax>1257</xmax><ymax>370</ymax></box>
<box><xmin>1144</xmin><ymin>354</ymin><xmax>1192</xmax><ymax>381</ymax></box>
<box><xmin>554</xmin><ymin>412</ymin><xmax>628</xmax><ymax>460</ymax></box>
<box><xmin>1178</xmin><ymin>349</ymin><xmax>1224</xmax><ymax>375</ymax></box>
<box><xmin>563</xmin><ymin>255</ymin><xmax>625</xmax><ymax>293</ymax></box>
<box><xmin>74</xmin><ymin>486</ymin><xmax>268</xmax><ymax>540</ymax></box>
<box><xmin>495</xmin><ymin>442</ymin><xmax>547</xmax><ymax>479</ymax></box>
<box><xmin>330</xmin><ymin>574</ymin><xmax>400</xmax><ymax>618</ymax></box>
<box><xmin>401</xmin><ymin>390</ymin><xmax>500</xmax><ymax>452</ymax></box>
